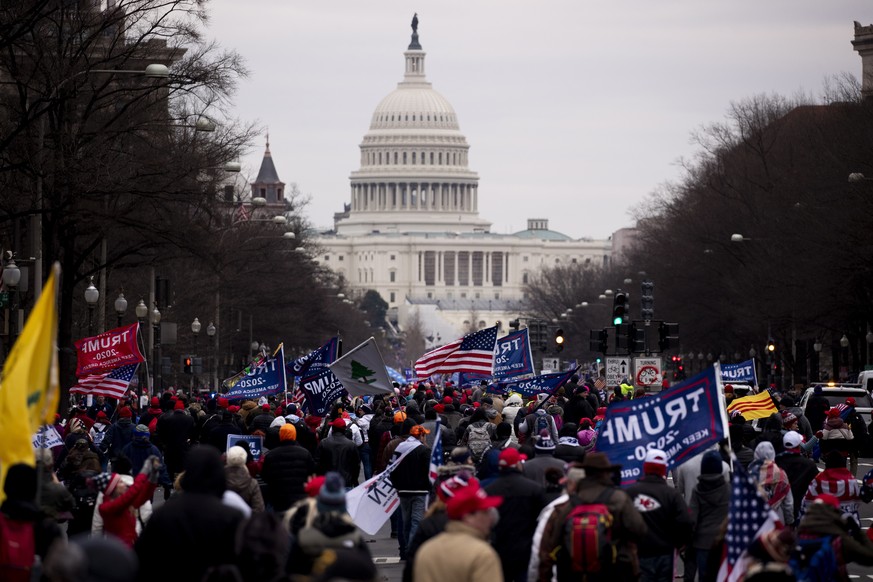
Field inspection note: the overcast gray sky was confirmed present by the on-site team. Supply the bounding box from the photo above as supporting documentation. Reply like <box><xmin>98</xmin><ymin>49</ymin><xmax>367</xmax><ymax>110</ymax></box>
<box><xmin>206</xmin><ymin>1</ymin><xmax>868</xmax><ymax>240</ymax></box>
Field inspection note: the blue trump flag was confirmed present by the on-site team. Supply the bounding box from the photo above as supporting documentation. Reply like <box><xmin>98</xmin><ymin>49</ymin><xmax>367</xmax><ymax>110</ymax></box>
<box><xmin>224</xmin><ymin>345</ymin><xmax>287</xmax><ymax>400</ymax></box>
<box><xmin>457</xmin><ymin>372</ymin><xmax>492</xmax><ymax>388</ymax></box>
<box><xmin>594</xmin><ymin>364</ymin><xmax>729</xmax><ymax>487</ymax></box>
<box><xmin>499</xmin><ymin>367</ymin><xmax>577</xmax><ymax>399</ymax></box>
<box><xmin>721</xmin><ymin>358</ymin><xmax>758</xmax><ymax>386</ymax></box>
<box><xmin>288</xmin><ymin>338</ymin><xmax>345</xmax><ymax>416</ymax></box>
<box><xmin>493</xmin><ymin>329</ymin><xmax>534</xmax><ymax>381</ymax></box>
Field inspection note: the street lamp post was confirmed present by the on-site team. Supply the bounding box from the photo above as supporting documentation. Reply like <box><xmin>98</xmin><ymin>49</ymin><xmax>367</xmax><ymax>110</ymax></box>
<box><xmin>135</xmin><ymin>299</ymin><xmax>149</xmax><ymax>394</ymax></box>
<box><xmin>191</xmin><ymin>317</ymin><xmax>201</xmax><ymax>392</ymax></box>
<box><xmin>84</xmin><ymin>277</ymin><xmax>99</xmax><ymax>336</ymax></box>
<box><xmin>207</xmin><ymin>322</ymin><xmax>216</xmax><ymax>392</ymax></box>
<box><xmin>114</xmin><ymin>292</ymin><xmax>128</xmax><ymax>328</ymax></box>
<box><xmin>813</xmin><ymin>339</ymin><xmax>823</xmax><ymax>382</ymax></box>
<box><xmin>151</xmin><ymin>305</ymin><xmax>161</xmax><ymax>393</ymax></box>
<box><xmin>840</xmin><ymin>334</ymin><xmax>850</xmax><ymax>381</ymax></box>
<box><xmin>2</xmin><ymin>257</ymin><xmax>21</xmax><ymax>351</ymax></box>
<box><xmin>866</xmin><ymin>328</ymin><xmax>873</xmax><ymax>369</ymax></box>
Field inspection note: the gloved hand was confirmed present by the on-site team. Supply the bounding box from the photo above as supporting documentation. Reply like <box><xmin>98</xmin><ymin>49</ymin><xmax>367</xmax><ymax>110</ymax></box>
<box><xmin>140</xmin><ymin>455</ymin><xmax>163</xmax><ymax>484</ymax></box>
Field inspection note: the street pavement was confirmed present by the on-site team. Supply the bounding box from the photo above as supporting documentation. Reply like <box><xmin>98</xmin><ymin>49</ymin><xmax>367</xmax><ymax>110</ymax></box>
<box><xmin>366</xmin><ymin>520</ymin><xmax>403</xmax><ymax>582</ymax></box>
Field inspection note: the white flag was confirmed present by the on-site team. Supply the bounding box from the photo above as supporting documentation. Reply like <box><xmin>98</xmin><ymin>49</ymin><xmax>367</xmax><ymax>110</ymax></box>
<box><xmin>328</xmin><ymin>337</ymin><xmax>394</xmax><ymax>397</ymax></box>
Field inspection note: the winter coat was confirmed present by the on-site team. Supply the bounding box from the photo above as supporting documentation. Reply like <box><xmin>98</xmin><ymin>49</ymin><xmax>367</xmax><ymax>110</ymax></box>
<box><xmin>776</xmin><ymin>450</ymin><xmax>819</xmax><ymax>523</ymax></box>
<box><xmin>98</xmin><ymin>473</ymin><xmax>157</xmax><ymax>547</ymax></box>
<box><xmin>562</xmin><ymin>394</ymin><xmax>595</xmax><ymax>426</ymax></box>
<box><xmin>522</xmin><ymin>454</ymin><xmax>566</xmax><ymax>488</ymax></box>
<box><xmin>625</xmin><ymin>473</ymin><xmax>693</xmax><ymax>557</ymax></box>
<box><xmin>801</xmin><ymin>466</ymin><xmax>862</xmax><ymax>526</ymax></box>
<box><xmin>249</xmin><ymin>411</ymin><xmax>276</xmax><ymax>435</ymax></box>
<box><xmin>120</xmin><ymin>438</ymin><xmax>172</xmax><ymax>487</ymax></box>
<box><xmin>155</xmin><ymin>410</ymin><xmax>196</xmax><ymax>475</ymax></box>
<box><xmin>387</xmin><ymin>439</ymin><xmax>432</xmax><ymax>496</ymax></box>
<box><xmin>690</xmin><ymin>473</ymin><xmax>730</xmax><ymax>550</ymax></box>
<box><xmin>260</xmin><ymin>440</ymin><xmax>315</xmax><ymax>512</ymax></box>
<box><xmin>101</xmin><ymin>418</ymin><xmax>134</xmax><ymax>461</ymax></box>
<box><xmin>804</xmin><ymin>393</ymin><xmax>830</xmax><ymax>432</ymax></box>
<box><xmin>225</xmin><ymin>464</ymin><xmax>265</xmax><ymax>512</ymax></box>
<box><xmin>553</xmin><ymin>437</ymin><xmax>586</xmax><ymax>465</ymax></box>
<box><xmin>518</xmin><ymin>409</ymin><xmax>559</xmax><ymax>445</ymax></box>
<box><xmin>797</xmin><ymin>501</ymin><xmax>873</xmax><ymax>575</ymax></box>
<box><xmin>91</xmin><ymin>474</ymin><xmax>152</xmax><ymax>536</ymax></box>
<box><xmin>484</xmin><ymin>469</ymin><xmax>546</xmax><ymax>572</ymax></box>
<box><xmin>414</xmin><ymin>520</ymin><xmax>503</xmax><ymax>582</ymax></box>
<box><xmin>402</xmin><ymin>509</ymin><xmax>449</xmax><ymax>582</ymax></box>
<box><xmin>204</xmin><ymin>417</ymin><xmax>244</xmax><ymax>453</ymax></box>
<box><xmin>134</xmin><ymin>447</ymin><xmax>246</xmax><ymax>582</ymax></box>
<box><xmin>315</xmin><ymin>433</ymin><xmax>361</xmax><ymax>487</ymax></box>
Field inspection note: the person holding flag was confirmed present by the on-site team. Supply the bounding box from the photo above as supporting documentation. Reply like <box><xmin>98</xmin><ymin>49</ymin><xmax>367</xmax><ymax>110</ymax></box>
<box><xmin>387</xmin><ymin>423</ymin><xmax>432</xmax><ymax>561</ymax></box>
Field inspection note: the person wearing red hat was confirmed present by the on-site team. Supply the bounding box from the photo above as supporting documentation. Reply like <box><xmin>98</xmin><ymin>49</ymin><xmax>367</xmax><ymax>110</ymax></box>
<box><xmin>314</xmin><ymin>417</ymin><xmax>361</xmax><ymax>488</ymax></box>
<box><xmin>155</xmin><ymin>396</ymin><xmax>196</xmax><ymax>483</ymax></box>
<box><xmin>482</xmin><ymin>448</ymin><xmax>543</xmax><ymax>581</ymax></box>
<box><xmin>795</xmin><ymin>492</ymin><xmax>873</xmax><ymax>575</ymax></box>
<box><xmin>95</xmin><ymin>455</ymin><xmax>163</xmax><ymax>547</ymax></box>
<box><xmin>414</xmin><ymin>483</ymin><xmax>504</xmax><ymax>582</ymax></box>
<box><xmin>138</xmin><ymin>396</ymin><xmax>164</xmax><ymax>433</ymax></box>
<box><xmin>801</xmin><ymin>448</ymin><xmax>863</xmax><ymax>529</ymax></box>
<box><xmin>841</xmin><ymin>397</ymin><xmax>868</xmax><ymax>475</ymax></box>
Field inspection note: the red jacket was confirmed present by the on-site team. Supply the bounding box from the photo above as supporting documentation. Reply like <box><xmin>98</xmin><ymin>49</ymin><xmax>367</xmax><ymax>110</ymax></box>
<box><xmin>98</xmin><ymin>473</ymin><xmax>157</xmax><ymax>547</ymax></box>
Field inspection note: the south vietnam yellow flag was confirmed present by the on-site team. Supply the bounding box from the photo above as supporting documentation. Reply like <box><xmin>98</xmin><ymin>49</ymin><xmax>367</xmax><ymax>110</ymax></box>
<box><xmin>0</xmin><ymin>263</ymin><xmax>60</xmax><ymax>502</ymax></box>
<box><xmin>726</xmin><ymin>390</ymin><xmax>777</xmax><ymax>420</ymax></box>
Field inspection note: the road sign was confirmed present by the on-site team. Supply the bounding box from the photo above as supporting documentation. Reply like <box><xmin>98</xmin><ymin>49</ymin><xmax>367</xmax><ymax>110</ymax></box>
<box><xmin>605</xmin><ymin>357</ymin><xmax>629</xmax><ymax>388</ymax></box>
<box><xmin>541</xmin><ymin>357</ymin><xmax>560</xmax><ymax>373</ymax></box>
<box><xmin>634</xmin><ymin>357</ymin><xmax>662</xmax><ymax>388</ymax></box>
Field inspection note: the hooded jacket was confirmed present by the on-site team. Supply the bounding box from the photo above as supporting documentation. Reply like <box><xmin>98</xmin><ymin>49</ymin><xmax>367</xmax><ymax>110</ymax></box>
<box><xmin>690</xmin><ymin>473</ymin><xmax>730</xmax><ymax>550</ymax></box>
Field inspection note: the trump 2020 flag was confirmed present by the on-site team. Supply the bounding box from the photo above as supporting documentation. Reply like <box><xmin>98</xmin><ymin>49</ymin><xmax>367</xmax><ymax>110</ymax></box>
<box><xmin>493</xmin><ymin>328</ymin><xmax>534</xmax><ymax>380</ymax></box>
<box><xmin>0</xmin><ymin>263</ymin><xmax>61</xmax><ymax>503</ymax></box>
<box><xmin>224</xmin><ymin>344</ymin><xmax>287</xmax><ymax>400</ymax></box>
<box><xmin>717</xmin><ymin>459</ymin><xmax>779</xmax><ymax>582</ymax></box>
<box><xmin>499</xmin><ymin>367</ymin><xmax>577</xmax><ymax>399</ymax></box>
<box><xmin>329</xmin><ymin>337</ymin><xmax>395</xmax><ymax>397</ymax></box>
<box><xmin>414</xmin><ymin>325</ymin><xmax>498</xmax><ymax>378</ymax></box>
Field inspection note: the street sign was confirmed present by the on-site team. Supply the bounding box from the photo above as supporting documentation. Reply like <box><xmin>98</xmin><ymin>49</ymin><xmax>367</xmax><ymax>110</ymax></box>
<box><xmin>541</xmin><ymin>357</ymin><xmax>560</xmax><ymax>373</ymax></box>
<box><xmin>605</xmin><ymin>357</ymin><xmax>629</xmax><ymax>388</ymax></box>
<box><xmin>634</xmin><ymin>357</ymin><xmax>662</xmax><ymax>389</ymax></box>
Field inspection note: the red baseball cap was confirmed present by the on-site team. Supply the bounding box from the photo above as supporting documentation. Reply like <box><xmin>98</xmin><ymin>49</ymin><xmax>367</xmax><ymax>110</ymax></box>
<box><xmin>498</xmin><ymin>448</ymin><xmax>527</xmax><ymax>469</ymax></box>
<box><xmin>330</xmin><ymin>418</ymin><xmax>346</xmax><ymax>430</ymax></box>
<box><xmin>446</xmin><ymin>484</ymin><xmax>503</xmax><ymax>520</ymax></box>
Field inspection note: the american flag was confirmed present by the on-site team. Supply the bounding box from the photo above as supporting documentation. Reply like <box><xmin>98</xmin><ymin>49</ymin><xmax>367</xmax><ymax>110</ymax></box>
<box><xmin>414</xmin><ymin>326</ymin><xmax>497</xmax><ymax>378</ymax></box>
<box><xmin>717</xmin><ymin>457</ymin><xmax>779</xmax><ymax>582</ymax></box>
<box><xmin>593</xmin><ymin>377</ymin><xmax>606</xmax><ymax>391</ymax></box>
<box><xmin>70</xmin><ymin>364</ymin><xmax>139</xmax><ymax>400</ymax></box>
<box><xmin>429</xmin><ymin>417</ymin><xmax>443</xmax><ymax>484</ymax></box>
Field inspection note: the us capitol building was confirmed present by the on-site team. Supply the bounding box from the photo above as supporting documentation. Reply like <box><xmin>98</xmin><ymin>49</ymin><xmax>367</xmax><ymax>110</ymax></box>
<box><xmin>278</xmin><ymin>20</ymin><xmax>629</xmax><ymax>341</ymax></box>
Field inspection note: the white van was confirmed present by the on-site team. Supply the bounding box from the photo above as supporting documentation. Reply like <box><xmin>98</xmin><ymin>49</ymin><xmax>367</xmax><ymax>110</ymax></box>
<box><xmin>859</xmin><ymin>370</ymin><xmax>873</xmax><ymax>393</ymax></box>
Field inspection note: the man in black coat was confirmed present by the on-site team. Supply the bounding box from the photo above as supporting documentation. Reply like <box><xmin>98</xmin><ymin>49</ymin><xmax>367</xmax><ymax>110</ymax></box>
<box><xmin>155</xmin><ymin>401</ymin><xmax>196</xmax><ymax>480</ymax></box>
<box><xmin>484</xmin><ymin>447</ymin><xmax>546</xmax><ymax>581</ymax></box>
<box><xmin>562</xmin><ymin>382</ymin><xmax>595</xmax><ymax>426</ymax></box>
<box><xmin>315</xmin><ymin>418</ymin><xmax>361</xmax><ymax>487</ymax></box>
<box><xmin>804</xmin><ymin>385</ymin><xmax>830</xmax><ymax>433</ymax></box>
<box><xmin>135</xmin><ymin>446</ymin><xmax>245</xmax><ymax>582</ymax></box>
<box><xmin>776</xmin><ymin>431</ymin><xmax>820</xmax><ymax>524</ymax></box>
<box><xmin>204</xmin><ymin>410</ymin><xmax>244</xmax><ymax>453</ymax></box>
<box><xmin>625</xmin><ymin>448</ymin><xmax>693</xmax><ymax>582</ymax></box>
<box><xmin>260</xmin><ymin>423</ymin><xmax>315</xmax><ymax>512</ymax></box>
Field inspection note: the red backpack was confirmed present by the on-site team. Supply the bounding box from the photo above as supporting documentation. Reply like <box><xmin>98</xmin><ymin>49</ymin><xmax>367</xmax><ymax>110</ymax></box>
<box><xmin>0</xmin><ymin>513</ymin><xmax>35</xmax><ymax>582</ymax></box>
<box><xmin>559</xmin><ymin>488</ymin><xmax>617</xmax><ymax>574</ymax></box>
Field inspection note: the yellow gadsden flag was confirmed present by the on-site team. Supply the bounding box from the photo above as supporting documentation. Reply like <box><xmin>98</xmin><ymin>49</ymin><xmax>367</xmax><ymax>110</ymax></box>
<box><xmin>726</xmin><ymin>390</ymin><xmax>777</xmax><ymax>420</ymax></box>
<box><xmin>0</xmin><ymin>263</ymin><xmax>60</xmax><ymax>501</ymax></box>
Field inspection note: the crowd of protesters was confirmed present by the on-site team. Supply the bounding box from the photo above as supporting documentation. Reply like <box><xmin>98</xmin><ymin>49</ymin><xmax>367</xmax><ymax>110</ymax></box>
<box><xmin>4</xmin><ymin>376</ymin><xmax>873</xmax><ymax>581</ymax></box>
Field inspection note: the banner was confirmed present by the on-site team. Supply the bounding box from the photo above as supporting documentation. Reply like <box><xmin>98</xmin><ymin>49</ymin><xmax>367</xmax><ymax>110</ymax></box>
<box><xmin>224</xmin><ymin>345</ymin><xmax>287</xmax><ymax>400</ymax></box>
<box><xmin>345</xmin><ymin>443</ymin><xmax>417</xmax><ymax>534</ymax></box>
<box><xmin>386</xmin><ymin>366</ymin><xmax>406</xmax><ymax>384</ymax></box>
<box><xmin>33</xmin><ymin>425</ymin><xmax>64</xmax><ymax>451</ymax></box>
<box><xmin>329</xmin><ymin>338</ymin><xmax>395</xmax><ymax>397</ymax></box>
<box><xmin>457</xmin><ymin>372</ymin><xmax>492</xmax><ymax>388</ymax></box>
<box><xmin>227</xmin><ymin>434</ymin><xmax>265</xmax><ymax>461</ymax></box>
<box><xmin>75</xmin><ymin>323</ymin><xmax>144</xmax><ymax>378</ymax></box>
<box><xmin>493</xmin><ymin>329</ymin><xmax>535</xmax><ymax>380</ymax></box>
<box><xmin>594</xmin><ymin>364</ymin><xmax>728</xmax><ymax>486</ymax></box>
<box><xmin>721</xmin><ymin>358</ymin><xmax>758</xmax><ymax>386</ymax></box>
<box><xmin>498</xmin><ymin>367</ymin><xmax>577</xmax><ymax>399</ymax></box>
<box><xmin>287</xmin><ymin>337</ymin><xmax>338</xmax><ymax>377</ymax></box>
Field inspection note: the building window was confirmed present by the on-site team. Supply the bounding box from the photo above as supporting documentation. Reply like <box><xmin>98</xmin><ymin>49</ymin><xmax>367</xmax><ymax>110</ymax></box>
<box><xmin>461</xmin><ymin>293</ymin><xmax>467</xmax><ymax>299</ymax></box>
<box><xmin>522</xmin><ymin>272</ymin><xmax>529</xmax><ymax>284</ymax></box>
<box><xmin>338</xmin><ymin>256</ymin><xmax>344</xmax><ymax>261</ymax></box>
<box><xmin>478</xmin><ymin>320</ymin><xmax>486</xmax><ymax>329</ymax></box>
<box><xmin>260</xmin><ymin>188</ymin><xmax>266</xmax><ymax>197</ymax></box>
<box><xmin>324</xmin><ymin>255</ymin><xmax>330</xmax><ymax>261</ymax></box>
<box><xmin>390</xmin><ymin>271</ymin><xmax>396</xmax><ymax>283</ymax></box>
<box><xmin>457</xmin><ymin>252</ymin><xmax>469</xmax><ymax>286</ymax></box>
<box><xmin>427</xmin><ymin>292</ymin><xmax>433</xmax><ymax>299</ymax></box>
<box><xmin>471</xmin><ymin>251</ymin><xmax>484</xmax><ymax>286</ymax></box>
<box><xmin>463</xmin><ymin>320</ymin><xmax>470</xmax><ymax>326</ymax></box>
<box><xmin>443</xmin><ymin>251</ymin><xmax>455</xmax><ymax>286</ymax></box>
<box><xmin>494</xmin><ymin>293</ymin><xmax>500</xmax><ymax>299</ymax></box>
<box><xmin>390</xmin><ymin>292</ymin><xmax>396</xmax><ymax>303</ymax></box>
<box><xmin>474</xmin><ymin>293</ymin><xmax>480</xmax><ymax>299</ymax></box>
<box><xmin>390</xmin><ymin>255</ymin><xmax>396</xmax><ymax>261</ymax></box>
<box><xmin>491</xmin><ymin>251</ymin><xmax>503</xmax><ymax>287</ymax></box>
<box><xmin>555</xmin><ymin>258</ymin><xmax>560</xmax><ymax>264</ymax></box>
<box><xmin>572</xmin><ymin>258</ymin><xmax>577</xmax><ymax>264</ymax></box>
<box><xmin>523</xmin><ymin>256</ymin><xmax>529</xmax><ymax>262</ymax></box>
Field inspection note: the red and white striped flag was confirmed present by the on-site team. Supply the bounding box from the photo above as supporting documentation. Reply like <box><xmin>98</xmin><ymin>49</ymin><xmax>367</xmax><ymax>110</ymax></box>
<box><xmin>70</xmin><ymin>364</ymin><xmax>139</xmax><ymax>400</ymax></box>
<box><xmin>414</xmin><ymin>326</ymin><xmax>497</xmax><ymax>378</ymax></box>
<box><xmin>234</xmin><ymin>199</ymin><xmax>251</xmax><ymax>223</ymax></box>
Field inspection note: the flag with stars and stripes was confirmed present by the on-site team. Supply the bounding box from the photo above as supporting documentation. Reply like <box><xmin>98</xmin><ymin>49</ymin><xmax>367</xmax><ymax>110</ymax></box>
<box><xmin>429</xmin><ymin>417</ymin><xmax>443</xmax><ymax>484</ymax></box>
<box><xmin>717</xmin><ymin>457</ymin><xmax>780</xmax><ymax>582</ymax></box>
<box><xmin>414</xmin><ymin>326</ymin><xmax>498</xmax><ymax>378</ymax></box>
<box><xmin>233</xmin><ymin>197</ymin><xmax>251</xmax><ymax>223</ymax></box>
<box><xmin>70</xmin><ymin>364</ymin><xmax>139</xmax><ymax>400</ymax></box>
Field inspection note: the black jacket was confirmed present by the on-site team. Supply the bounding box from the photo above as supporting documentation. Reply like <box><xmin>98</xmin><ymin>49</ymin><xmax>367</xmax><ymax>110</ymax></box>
<box><xmin>775</xmin><ymin>450</ymin><xmax>819</xmax><ymax>523</ymax></box>
<box><xmin>260</xmin><ymin>440</ymin><xmax>316</xmax><ymax>512</ymax></box>
<box><xmin>315</xmin><ymin>433</ymin><xmax>361</xmax><ymax>486</ymax></box>
<box><xmin>484</xmin><ymin>469</ymin><xmax>546</xmax><ymax>564</ymax></box>
<box><xmin>387</xmin><ymin>441</ymin><xmax>432</xmax><ymax>496</ymax></box>
<box><xmin>625</xmin><ymin>474</ymin><xmax>693</xmax><ymax>557</ymax></box>
<box><xmin>155</xmin><ymin>411</ymin><xmax>196</xmax><ymax>474</ymax></box>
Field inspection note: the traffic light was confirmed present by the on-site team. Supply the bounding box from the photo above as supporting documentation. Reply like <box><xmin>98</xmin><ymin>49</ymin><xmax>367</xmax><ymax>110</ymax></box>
<box><xmin>554</xmin><ymin>328</ymin><xmax>564</xmax><ymax>352</ymax></box>
<box><xmin>589</xmin><ymin>328</ymin><xmax>608</xmax><ymax>353</ymax></box>
<box><xmin>612</xmin><ymin>292</ymin><xmax>628</xmax><ymax>325</ymax></box>
<box><xmin>640</xmin><ymin>280</ymin><xmax>654</xmax><ymax>321</ymax></box>
<box><xmin>672</xmin><ymin>355</ymin><xmax>685</xmax><ymax>380</ymax></box>
<box><xmin>615</xmin><ymin>323</ymin><xmax>631</xmax><ymax>353</ymax></box>
<box><xmin>529</xmin><ymin>321</ymin><xmax>548</xmax><ymax>352</ymax></box>
<box><xmin>630</xmin><ymin>322</ymin><xmax>646</xmax><ymax>353</ymax></box>
<box><xmin>183</xmin><ymin>356</ymin><xmax>193</xmax><ymax>375</ymax></box>
<box><xmin>766</xmin><ymin>338</ymin><xmax>776</xmax><ymax>353</ymax></box>
<box><xmin>658</xmin><ymin>322</ymin><xmax>680</xmax><ymax>352</ymax></box>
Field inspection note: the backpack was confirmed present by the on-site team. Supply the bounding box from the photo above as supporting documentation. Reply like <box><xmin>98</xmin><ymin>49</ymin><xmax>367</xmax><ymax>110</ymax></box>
<box><xmin>0</xmin><ymin>513</ymin><xmax>35</xmax><ymax>582</ymax></box>
<box><xmin>466</xmin><ymin>423</ymin><xmax>492</xmax><ymax>464</ymax></box>
<box><xmin>559</xmin><ymin>488</ymin><xmax>617</xmax><ymax>574</ymax></box>
<box><xmin>533</xmin><ymin>412</ymin><xmax>550</xmax><ymax>438</ymax></box>
<box><xmin>789</xmin><ymin>535</ymin><xmax>842</xmax><ymax>582</ymax></box>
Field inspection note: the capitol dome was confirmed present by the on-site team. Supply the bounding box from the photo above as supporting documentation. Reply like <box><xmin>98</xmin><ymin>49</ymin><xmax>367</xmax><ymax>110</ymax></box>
<box><xmin>336</xmin><ymin>24</ymin><xmax>490</xmax><ymax>236</ymax></box>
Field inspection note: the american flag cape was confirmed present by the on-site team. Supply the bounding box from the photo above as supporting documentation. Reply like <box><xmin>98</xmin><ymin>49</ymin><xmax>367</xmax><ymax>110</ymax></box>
<box><xmin>717</xmin><ymin>457</ymin><xmax>780</xmax><ymax>582</ymax></box>
<box><xmin>429</xmin><ymin>417</ymin><xmax>443</xmax><ymax>484</ymax></box>
<box><xmin>70</xmin><ymin>364</ymin><xmax>139</xmax><ymax>400</ymax></box>
<box><xmin>414</xmin><ymin>326</ymin><xmax>498</xmax><ymax>378</ymax></box>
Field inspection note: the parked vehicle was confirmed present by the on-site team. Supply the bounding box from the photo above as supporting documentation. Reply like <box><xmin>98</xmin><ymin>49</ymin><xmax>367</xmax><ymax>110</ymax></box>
<box><xmin>798</xmin><ymin>384</ymin><xmax>873</xmax><ymax>429</ymax></box>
